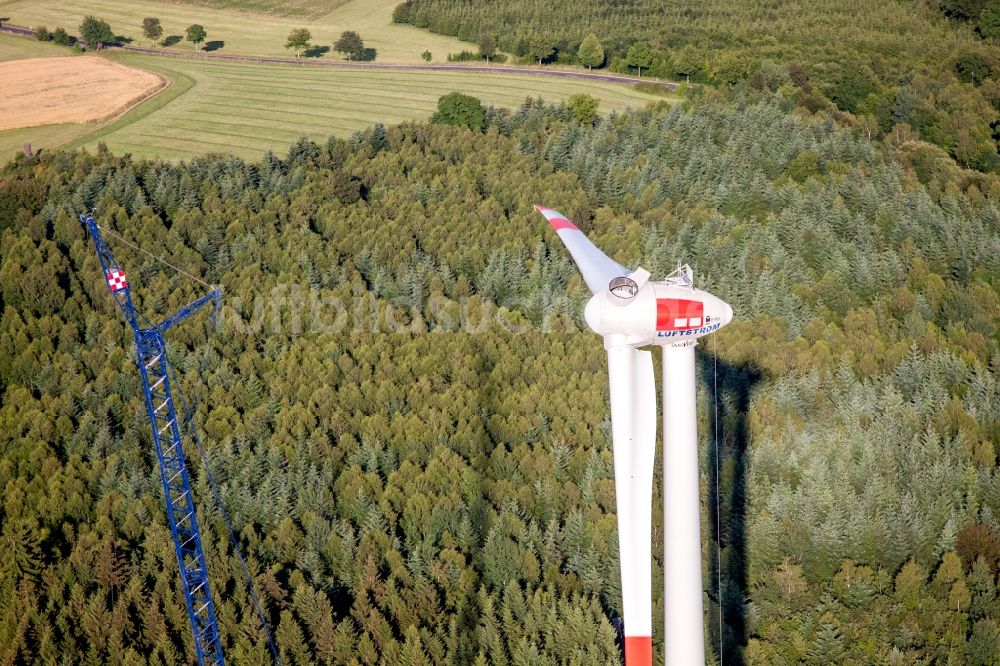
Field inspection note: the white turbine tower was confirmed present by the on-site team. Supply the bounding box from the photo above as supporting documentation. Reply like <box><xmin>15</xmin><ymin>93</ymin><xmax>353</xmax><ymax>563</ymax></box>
<box><xmin>535</xmin><ymin>205</ymin><xmax>733</xmax><ymax>666</ymax></box>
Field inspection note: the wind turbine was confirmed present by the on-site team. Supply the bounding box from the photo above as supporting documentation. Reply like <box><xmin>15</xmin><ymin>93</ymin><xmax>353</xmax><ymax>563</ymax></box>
<box><xmin>535</xmin><ymin>205</ymin><xmax>733</xmax><ymax>666</ymax></box>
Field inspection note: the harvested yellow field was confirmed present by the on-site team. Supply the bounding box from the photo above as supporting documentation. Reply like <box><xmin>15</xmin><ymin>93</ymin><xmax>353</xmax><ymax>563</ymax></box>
<box><xmin>0</xmin><ymin>55</ymin><xmax>165</xmax><ymax>130</ymax></box>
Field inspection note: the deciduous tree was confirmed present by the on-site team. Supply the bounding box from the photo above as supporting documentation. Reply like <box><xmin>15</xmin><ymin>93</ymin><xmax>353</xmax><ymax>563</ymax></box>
<box><xmin>980</xmin><ymin>4</ymin><xmax>1000</xmax><ymax>38</ymax></box>
<box><xmin>431</xmin><ymin>92</ymin><xmax>485</xmax><ymax>130</ymax></box>
<box><xmin>186</xmin><ymin>24</ymin><xmax>206</xmax><ymax>50</ymax></box>
<box><xmin>479</xmin><ymin>34</ymin><xmax>496</xmax><ymax>62</ymax></box>
<box><xmin>142</xmin><ymin>17</ymin><xmax>162</xmax><ymax>47</ymax></box>
<box><xmin>626</xmin><ymin>41</ymin><xmax>652</xmax><ymax>77</ymax></box>
<box><xmin>527</xmin><ymin>37</ymin><xmax>555</xmax><ymax>66</ymax></box>
<box><xmin>956</xmin><ymin>522</ymin><xmax>1000</xmax><ymax>574</ymax></box>
<box><xmin>577</xmin><ymin>33</ymin><xmax>604</xmax><ymax>70</ymax></box>
<box><xmin>286</xmin><ymin>28</ymin><xmax>311</xmax><ymax>58</ymax></box>
<box><xmin>334</xmin><ymin>30</ymin><xmax>364</xmax><ymax>61</ymax></box>
<box><xmin>567</xmin><ymin>93</ymin><xmax>599</xmax><ymax>123</ymax></box>
<box><xmin>52</xmin><ymin>27</ymin><xmax>70</xmax><ymax>45</ymax></box>
<box><xmin>79</xmin><ymin>15</ymin><xmax>114</xmax><ymax>49</ymax></box>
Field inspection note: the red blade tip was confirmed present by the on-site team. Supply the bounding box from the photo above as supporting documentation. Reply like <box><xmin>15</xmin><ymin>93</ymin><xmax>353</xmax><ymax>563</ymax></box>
<box><xmin>534</xmin><ymin>204</ymin><xmax>578</xmax><ymax>231</ymax></box>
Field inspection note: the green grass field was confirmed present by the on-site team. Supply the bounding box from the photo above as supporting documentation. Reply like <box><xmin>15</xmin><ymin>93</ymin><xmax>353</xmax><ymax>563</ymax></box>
<box><xmin>62</xmin><ymin>52</ymin><xmax>663</xmax><ymax>160</ymax></box>
<box><xmin>0</xmin><ymin>123</ymin><xmax>100</xmax><ymax>160</ymax></box>
<box><xmin>158</xmin><ymin>0</ymin><xmax>351</xmax><ymax>19</ymax></box>
<box><xmin>0</xmin><ymin>30</ymin><xmax>80</xmax><ymax>60</ymax></box>
<box><xmin>0</xmin><ymin>0</ymin><xmax>476</xmax><ymax>63</ymax></box>
<box><xmin>0</xmin><ymin>31</ymin><xmax>666</xmax><ymax>162</ymax></box>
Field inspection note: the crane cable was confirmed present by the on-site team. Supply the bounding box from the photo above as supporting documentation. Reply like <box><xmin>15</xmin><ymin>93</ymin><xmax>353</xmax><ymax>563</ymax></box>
<box><xmin>170</xmin><ymin>362</ymin><xmax>282</xmax><ymax>666</ymax></box>
<box><xmin>96</xmin><ymin>223</ymin><xmax>217</xmax><ymax>290</ymax></box>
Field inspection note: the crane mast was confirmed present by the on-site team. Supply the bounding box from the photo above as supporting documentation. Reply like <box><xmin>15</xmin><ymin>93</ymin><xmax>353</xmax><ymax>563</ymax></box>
<box><xmin>81</xmin><ymin>214</ymin><xmax>225</xmax><ymax>666</ymax></box>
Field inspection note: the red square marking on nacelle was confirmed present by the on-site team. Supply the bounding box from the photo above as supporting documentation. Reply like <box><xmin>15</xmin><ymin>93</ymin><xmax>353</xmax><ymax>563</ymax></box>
<box><xmin>656</xmin><ymin>298</ymin><xmax>704</xmax><ymax>331</ymax></box>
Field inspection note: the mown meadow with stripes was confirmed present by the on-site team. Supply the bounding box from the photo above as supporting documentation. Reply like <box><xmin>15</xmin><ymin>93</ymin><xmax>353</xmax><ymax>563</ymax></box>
<box><xmin>0</xmin><ymin>34</ymin><xmax>666</xmax><ymax>161</ymax></box>
<box><xmin>67</xmin><ymin>53</ymin><xmax>665</xmax><ymax>161</ymax></box>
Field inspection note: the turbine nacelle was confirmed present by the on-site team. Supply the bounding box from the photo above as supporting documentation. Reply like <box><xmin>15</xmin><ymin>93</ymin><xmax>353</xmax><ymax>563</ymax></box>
<box><xmin>584</xmin><ymin>269</ymin><xmax>734</xmax><ymax>348</ymax></box>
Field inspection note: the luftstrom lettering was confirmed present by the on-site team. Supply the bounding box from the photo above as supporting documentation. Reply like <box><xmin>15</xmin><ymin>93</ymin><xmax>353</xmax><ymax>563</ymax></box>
<box><xmin>655</xmin><ymin>322</ymin><xmax>721</xmax><ymax>338</ymax></box>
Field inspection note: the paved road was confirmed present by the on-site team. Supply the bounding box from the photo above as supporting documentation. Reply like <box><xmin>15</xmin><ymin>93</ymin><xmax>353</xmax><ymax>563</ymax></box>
<box><xmin>1</xmin><ymin>25</ymin><xmax>33</xmax><ymax>38</ymax></box>
<box><xmin>1</xmin><ymin>24</ymin><xmax>676</xmax><ymax>89</ymax></box>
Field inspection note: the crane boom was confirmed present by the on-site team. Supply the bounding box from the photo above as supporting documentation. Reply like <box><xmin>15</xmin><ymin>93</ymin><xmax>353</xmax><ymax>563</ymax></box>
<box><xmin>81</xmin><ymin>214</ymin><xmax>225</xmax><ymax>666</ymax></box>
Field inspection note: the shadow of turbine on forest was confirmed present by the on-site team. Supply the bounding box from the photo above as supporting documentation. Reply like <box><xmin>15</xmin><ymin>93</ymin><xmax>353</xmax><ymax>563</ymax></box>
<box><xmin>606</xmin><ymin>348</ymin><xmax>762</xmax><ymax>665</ymax></box>
<box><xmin>700</xmin><ymin>351</ymin><xmax>762</xmax><ymax>666</ymax></box>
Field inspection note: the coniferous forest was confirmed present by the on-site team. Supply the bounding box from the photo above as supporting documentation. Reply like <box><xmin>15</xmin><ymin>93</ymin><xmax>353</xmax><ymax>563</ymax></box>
<box><xmin>3</xmin><ymin>82</ymin><xmax>1000</xmax><ymax>666</ymax></box>
<box><xmin>394</xmin><ymin>0</ymin><xmax>1000</xmax><ymax>174</ymax></box>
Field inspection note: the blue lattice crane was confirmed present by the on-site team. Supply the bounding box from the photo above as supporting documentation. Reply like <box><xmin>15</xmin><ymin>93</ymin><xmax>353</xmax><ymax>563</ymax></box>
<box><xmin>81</xmin><ymin>213</ymin><xmax>225</xmax><ymax>665</ymax></box>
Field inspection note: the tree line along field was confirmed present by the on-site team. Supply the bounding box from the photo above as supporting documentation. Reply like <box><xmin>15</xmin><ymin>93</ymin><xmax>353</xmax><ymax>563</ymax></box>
<box><xmin>398</xmin><ymin>0</ymin><xmax>988</xmax><ymax>77</ymax></box>
<box><xmin>0</xmin><ymin>34</ymin><xmax>666</xmax><ymax>161</ymax></box>
<box><xmin>0</xmin><ymin>0</ymin><xmax>474</xmax><ymax>63</ymax></box>
<box><xmin>398</xmin><ymin>0</ymin><xmax>1000</xmax><ymax>174</ymax></box>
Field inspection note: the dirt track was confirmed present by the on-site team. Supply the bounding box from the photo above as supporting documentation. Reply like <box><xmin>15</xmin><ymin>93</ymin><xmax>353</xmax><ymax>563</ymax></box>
<box><xmin>0</xmin><ymin>56</ymin><xmax>166</xmax><ymax>130</ymax></box>
<box><xmin>116</xmin><ymin>44</ymin><xmax>676</xmax><ymax>87</ymax></box>
<box><xmin>0</xmin><ymin>25</ymin><xmax>676</xmax><ymax>89</ymax></box>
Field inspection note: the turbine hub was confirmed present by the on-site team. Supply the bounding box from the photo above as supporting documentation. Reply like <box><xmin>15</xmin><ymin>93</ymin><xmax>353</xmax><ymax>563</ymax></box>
<box><xmin>609</xmin><ymin>276</ymin><xmax>640</xmax><ymax>299</ymax></box>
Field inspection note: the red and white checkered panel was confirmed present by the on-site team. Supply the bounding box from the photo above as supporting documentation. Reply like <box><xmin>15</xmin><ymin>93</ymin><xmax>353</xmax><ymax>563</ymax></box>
<box><xmin>106</xmin><ymin>268</ymin><xmax>128</xmax><ymax>292</ymax></box>
<box><xmin>655</xmin><ymin>298</ymin><xmax>704</xmax><ymax>331</ymax></box>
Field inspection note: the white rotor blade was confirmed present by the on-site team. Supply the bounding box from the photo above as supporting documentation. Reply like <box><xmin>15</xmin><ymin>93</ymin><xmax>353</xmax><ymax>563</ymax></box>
<box><xmin>606</xmin><ymin>344</ymin><xmax>656</xmax><ymax>666</ymax></box>
<box><xmin>535</xmin><ymin>205</ymin><xmax>629</xmax><ymax>294</ymax></box>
